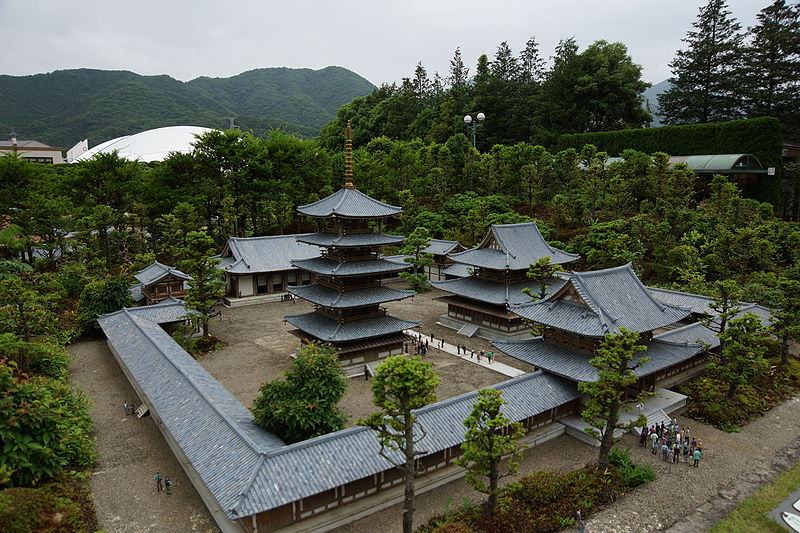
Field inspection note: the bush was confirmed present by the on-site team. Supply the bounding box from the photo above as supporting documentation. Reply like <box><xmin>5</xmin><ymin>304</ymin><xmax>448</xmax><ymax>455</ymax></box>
<box><xmin>0</xmin><ymin>473</ymin><xmax>98</xmax><ymax>533</ymax></box>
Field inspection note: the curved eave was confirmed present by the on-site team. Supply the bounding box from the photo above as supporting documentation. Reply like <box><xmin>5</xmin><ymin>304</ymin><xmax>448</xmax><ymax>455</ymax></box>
<box><xmin>284</xmin><ymin>312</ymin><xmax>420</xmax><ymax>342</ymax></box>
<box><xmin>296</xmin><ymin>232</ymin><xmax>406</xmax><ymax>248</ymax></box>
<box><xmin>287</xmin><ymin>284</ymin><xmax>415</xmax><ymax>308</ymax></box>
<box><xmin>291</xmin><ymin>257</ymin><xmax>409</xmax><ymax>277</ymax></box>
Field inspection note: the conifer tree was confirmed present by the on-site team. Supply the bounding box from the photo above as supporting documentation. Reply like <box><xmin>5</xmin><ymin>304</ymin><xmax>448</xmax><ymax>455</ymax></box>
<box><xmin>519</xmin><ymin>36</ymin><xmax>546</xmax><ymax>84</ymax></box>
<box><xmin>361</xmin><ymin>355</ymin><xmax>439</xmax><ymax>533</ymax></box>
<box><xmin>744</xmin><ymin>0</ymin><xmax>800</xmax><ymax>136</ymax></box>
<box><xmin>490</xmin><ymin>41</ymin><xmax>520</xmax><ymax>81</ymax></box>
<box><xmin>456</xmin><ymin>388</ymin><xmax>525</xmax><ymax>517</ymax></box>
<box><xmin>179</xmin><ymin>231</ymin><xmax>225</xmax><ymax>337</ymax></box>
<box><xmin>448</xmin><ymin>47</ymin><xmax>469</xmax><ymax>89</ymax></box>
<box><xmin>659</xmin><ymin>0</ymin><xmax>745</xmax><ymax>124</ymax></box>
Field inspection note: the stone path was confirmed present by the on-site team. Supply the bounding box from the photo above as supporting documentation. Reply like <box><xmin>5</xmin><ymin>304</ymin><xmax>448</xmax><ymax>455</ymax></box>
<box><xmin>404</xmin><ymin>329</ymin><xmax>526</xmax><ymax>378</ymax></box>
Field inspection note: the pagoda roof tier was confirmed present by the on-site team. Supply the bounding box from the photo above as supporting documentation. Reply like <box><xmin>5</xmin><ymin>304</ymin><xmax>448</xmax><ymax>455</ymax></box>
<box><xmin>284</xmin><ymin>312</ymin><xmax>420</xmax><ymax>342</ymax></box>
<box><xmin>450</xmin><ymin>222</ymin><xmax>579</xmax><ymax>271</ymax></box>
<box><xmin>297</xmin><ymin>188</ymin><xmax>402</xmax><ymax>218</ymax></box>
<box><xmin>511</xmin><ymin>264</ymin><xmax>691</xmax><ymax>337</ymax></box>
<box><xmin>287</xmin><ymin>284</ymin><xmax>415</xmax><ymax>308</ymax></box>
<box><xmin>287</xmin><ymin>331</ymin><xmax>409</xmax><ymax>355</ymax></box>
<box><xmin>492</xmin><ymin>335</ymin><xmax>704</xmax><ymax>383</ymax></box>
<box><xmin>291</xmin><ymin>257</ymin><xmax>410</xmax><ymax>277</ymax></box>
<box><xmin>296</xmin><ymin>232</ymin><xmax>405</xmax><ymax>248</ymax></box>
<box><xmin>431</xmin><ymin>276</ymin><xmax>566</xmax><ymax>306</ymax></box>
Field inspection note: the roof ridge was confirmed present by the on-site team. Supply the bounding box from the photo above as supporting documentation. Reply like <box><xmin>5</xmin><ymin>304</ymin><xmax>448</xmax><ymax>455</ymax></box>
<box><xmin>333</xmin><ymin>188</ymin><xmax>349</xmax><ymax>213</ymax></box>
<box><xmin>120</xmin><ymin>311</ymin><xmax>281</xmax><ymax>456</ymax></box>
<box><xmin>569</xmin><ymin>272</ymin><xmax>615</xmax><ymax>327</ymax></box>
<box><xmin>234</xmin><ymin>454</ymin><xmax>268</xmax><ymax>515</ymax></box>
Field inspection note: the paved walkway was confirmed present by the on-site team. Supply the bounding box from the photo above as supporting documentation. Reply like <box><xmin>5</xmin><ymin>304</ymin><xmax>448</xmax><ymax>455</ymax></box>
<box><xmin>404</xmin><ymin>329</ymin><xmax>526</xmax><ymax>378</ymax></box>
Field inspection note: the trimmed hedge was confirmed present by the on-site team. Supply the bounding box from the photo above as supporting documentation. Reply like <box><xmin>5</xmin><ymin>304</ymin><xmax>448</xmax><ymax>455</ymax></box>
<box><xmin>556</xmin><ymin>117</ymin><xmax>783</xmax><ymax>205</ymax></box>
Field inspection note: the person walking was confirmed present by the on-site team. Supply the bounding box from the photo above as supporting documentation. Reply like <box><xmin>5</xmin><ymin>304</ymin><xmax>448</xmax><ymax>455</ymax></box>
<box><xmin>662</xmin><ymin>443</ymin><xmax>670</xmax><ymax>461</ymax></box>
<box><xmin>639</xmin><ymin>428</ymin><xmax>648</xmax><ymax>448</ymax></box>
<box><xmin>673</xmin><ymin>442</ymin><xmax>680</xmax><ymax>463</ymax></box>
<box><xmin>650</xmin><ymin>431</ymin><xmax>659</xmax><ymax>454</ymax></box>
<box><xmin>164</xmin><ymin>477</ymin><xmax>172</xmax><ymax>495</ymax></box>
<box><xmin>154</xmin><ymin>472</ymin><xmax>163</xmax><ymax>492</ymax></box>
<box><xmin>693</xmin><ymin>448</ymin><xmax>702</xmax><ymax>468</ymax></box>
<box><xmin>682</xmin><ymin>441</ymin><xmax>690</xmax><ymax>463</ymax></box>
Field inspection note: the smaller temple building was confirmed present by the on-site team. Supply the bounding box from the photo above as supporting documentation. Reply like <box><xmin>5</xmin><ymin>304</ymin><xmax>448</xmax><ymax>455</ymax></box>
<box><xmin>215</xmin><ymin>235</ymin><xmax>320</xmax><ymax>303</ymax></box>
<box><xmin>130</xmin><ymin>261</ymin><xmax>191</xmax><ymax>305</ymax></box>
<box><xmin>421</xmin><ymin>239</ymin><xmax>465</xmax><ymax>281</ymax></box>
<box><xmin>432</xmin><ymin>222</ymin><xmax>579</xmax><ymax>339</ymax></box>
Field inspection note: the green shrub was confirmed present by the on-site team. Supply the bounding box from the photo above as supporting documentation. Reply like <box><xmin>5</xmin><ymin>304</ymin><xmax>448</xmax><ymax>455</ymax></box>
<box><xmin>0</xmin><ymin>473</ymin><xmax>98</xmax><ymax>533</ymax></box>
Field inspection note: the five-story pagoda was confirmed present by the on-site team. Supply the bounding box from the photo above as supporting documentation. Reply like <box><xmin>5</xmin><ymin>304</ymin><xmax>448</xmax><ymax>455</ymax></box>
<box><xmin>284</xmin><ymin>123</ymin><xmax>420</xmax><ymax>365</ymax></box>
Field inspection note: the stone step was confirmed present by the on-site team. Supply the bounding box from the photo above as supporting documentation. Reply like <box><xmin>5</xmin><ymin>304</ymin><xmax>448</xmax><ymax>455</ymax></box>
<box><xmin>135</xmin><ymin>403</ymin><xmax>149</xmax><ymax>418</ymax></box>
<box><xmin>456</xmin><ymin>322</ymin><xmax>480</xmax><ymax>337</ymax></box>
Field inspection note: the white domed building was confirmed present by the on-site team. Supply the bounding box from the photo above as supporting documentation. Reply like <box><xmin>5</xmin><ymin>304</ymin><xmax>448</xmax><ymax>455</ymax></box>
<box><xmin>68</xmin><ymin>125</ymin><xmax>213</xmax><ymax>163</ymax></box>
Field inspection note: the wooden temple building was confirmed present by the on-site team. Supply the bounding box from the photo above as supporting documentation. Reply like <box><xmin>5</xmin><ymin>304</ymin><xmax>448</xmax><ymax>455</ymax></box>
<box><xmin>431</xmin><ymin>222</ymin><xmax>579</xmax><ymax>339</ymax></box>
<box><xmin>130</xmin><ymin>261</ymin><xmax>191</xmax><ymax>305</ymax></box>
<box><xmin>421</xmin><ymin>239</ymin><xmax>466</xmax><ymax>281</ymax></box>
<box><xmin>493</xmin><ymin>263</ymin><xmax>719</xmax><ymax>393</ymax></box>
<box><xmin>284</xmin><ymin>125</ymin><xmax>419</xmax><ymax>366</ymax></box>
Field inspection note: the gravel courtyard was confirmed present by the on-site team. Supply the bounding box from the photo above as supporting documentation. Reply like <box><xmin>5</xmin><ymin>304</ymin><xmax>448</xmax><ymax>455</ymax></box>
<box><xmin>68</xmin><ymin>284</ymin><xmax>800</xmax><ymax>532</ymax></box>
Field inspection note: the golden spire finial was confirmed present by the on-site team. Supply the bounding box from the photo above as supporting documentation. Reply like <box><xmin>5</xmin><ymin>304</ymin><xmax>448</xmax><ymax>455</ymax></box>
<box><xmin>344</xmin><ymin>120</ymin><xmax>355</xmax><ymax>189</ymax></box>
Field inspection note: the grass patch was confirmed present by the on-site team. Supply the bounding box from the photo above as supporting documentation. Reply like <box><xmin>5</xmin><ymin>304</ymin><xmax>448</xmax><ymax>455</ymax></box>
<box><xmin>677</xmin><ymin>358</ymin><xmax>800</xmax><ymax>432</ymax></box>
<box><xmin>707</xmin><ymin>460</ymin><xmax>800</xmax><ymax>533</ymax></box>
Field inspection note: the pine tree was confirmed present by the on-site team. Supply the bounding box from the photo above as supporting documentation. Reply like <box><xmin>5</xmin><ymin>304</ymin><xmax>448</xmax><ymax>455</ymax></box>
<box><xmin>179</xmin><ymin>231</ymin><xmax>225</xmax><ymax>337</ymax></box>
<box><xmin>411</xmin><ymin>62</ymin><xmax>432</xmax><ymax>100</ymax></box>
<box><xmin>659</xmin><ymin>0</ymin><xmax>745</xmax><ymax>124</ymax></box>
<box><xmin>519</xmin><ymin>36</ymin><xmax>546</xmax><ymax>84</ymax></box>
<box><xmin>744</xmin><ymin>0</ymin><xmax>800</xmax><ymax>136</ymax></box>
<box><xmin>361</xmin><ymin>355</ymin><xmax>439</xmax><ymax>533</ymax></box>
<box><xmin>490</xmin><ymin>41</ymin><xmax>520</xmax><ymax>81</ymax></box>
<box><xmin>448</xmin><ymin>47</ymin><xmax>469</xmax><ymax>89</ymax></box>
<box><xmin>456</xmin><ymin>388</ymin><xmax>525</xmax><ymax>517</ymax></box>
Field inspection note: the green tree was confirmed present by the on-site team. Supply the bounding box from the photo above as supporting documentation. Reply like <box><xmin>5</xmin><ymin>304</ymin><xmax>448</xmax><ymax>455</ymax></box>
<box><xmin>538</xmin><ymin>40</ymin><xmax>650</xmax><ymax>133</ymax></box>
<box><xmin>578</xmin><ymin>329</ymin><xmax>650</xmax><ymax>468</ymax></box>
<box><xmin>700</xmin><ymin>279</ymin><xmax>742</xmax><ymax>351</ymax></box>
<box><xmin>447</xmin><ymin>47</ymin><xmax>469</xmax><ymax>89</ymax></box>
<box><xmin>361</xmin><ymin>355</ymin><xmax>440</xmax><ymax>533</ymax></box>
<box><xmin>744</xmin><ymin>0</ymin><xmax>800</xmax><ymax>136</ymax></box>
<box><xmin>709</xmin><ymin>313</ymin><xmax>769</xmax><ymax>399</ymax></box>
<box><xmin>0</xmin><ymin>279</ymin><xmax>58</xmax><ymax>341</ymax></box>
<box><xmin>399</xmin><ymin>227</ymin><xmax>434</xmax><ymax>293</ymax></box>
<box><xmin>251</xmin><ymin>343</ymin><xmax>347</xmax><ymax>444</ymax></box>
<box><xmin>456</xmin><ymin>388</ymin><xmax>525</xmax><ymax>517</ymax></box>
<box><xmin>524</xmin><ymin>256</ymin><xmax>566</xmax><ymax>300</ymax></box>
<box><xmin>178</xmin><ymin>231</ymin><xmax>225</xmax><ymax>337</ymax></box>
<box><xmin>77</xmin><ymin>275</ymin><xmax>133</xmax><ymax>330</ymax></box>
<box><xmin>659</xmin><ymin>0</ymin><xmax>745</xmax><ymax>124</ymax></box>
<box><xmin>0</xmin><ymin>225</ymin><xmax>33</xmax><ymax>280</ymax></box>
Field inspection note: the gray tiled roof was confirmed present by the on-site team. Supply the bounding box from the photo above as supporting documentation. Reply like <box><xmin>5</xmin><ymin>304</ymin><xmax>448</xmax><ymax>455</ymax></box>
<box><xmin>297</xmin><ymin>188</ymin><xmax>402</xmax><ymax>218</ymax></box>
<box><xmin>431</xmin><ymin>276</ymin><xmax>566</xmax><ymax>306</ymax></box>
<box><xmin>287</xmin><ymin>284</ymin><xmax>415</xmax><ymax>308</ymax></box>
<box><xmin>450</xmin><ymin>223</ymin><xmax>579</xmax><ymax>270</ymax></box>
<box><xmin>649</xmin><ymin>287</ymin><xmax>774</xmax><ymax>323</ymax></box>
<box><xmin>99</xmin><ymin>303</ymin><xmax>579</xmax><ymax>520</ymax></box>
<box><xmin>221</xmin><ymin>235</ymin><xmax>320</xmax><ymax>274</ymax></box>
<box><xmin>283</xmin><ymin>312</ymin><xmax>420</xmax><ymax>342</ymax></box>
<box><xmin>130</xmin><ymin>283</ymin><xmax>144</xmax><ymax>302</ymax></box>
<box><xmin>296</xmin><ymin>232</ymin><xmax>406</xmax><ymax>247</ymax></box>
<box><xmin>492</xmin><ymin>336</ymin><xmax>704</xmax><ymax>382</ymax></box>
<box><xmin>512</xmin><ymin>264</ymin><xmax>691</xmax><ymax>337</ymax></box>
<box><xmin>292</xmin><ymin>257</ymin><xmax>410</xmax><ymax>277</ymax></box>
<box><xmin>423</xmin><ymin>239</ymin><xmax>464</xmax><ymax>256</ymax></box>
<box><xmin>97</xmin><ymin>310</ymin><xmax>285</xmax><ymax>520</ymax></box>
<box><xmin>233</xmin><ymin>370</ymin><xmax>579</xmax><ymax>517</ymax></box>
<box><xmin>100</xmin><ymin>297</ymin><xmax>193</xmax><ymax>325</ymax></box>
<box><xmin>441</xmin><ymin>263</ymin><xmax>472</xmax><ymax>278</ymax></box>
<box><xmin>653</xmin><ymin>304</ymin><xmax>773</xmax><ymax>348</ymax></box>
<box><xmin>134</xmin><ymin>261</ymin><xmax>192</xmax><ymax>285</ymax></box>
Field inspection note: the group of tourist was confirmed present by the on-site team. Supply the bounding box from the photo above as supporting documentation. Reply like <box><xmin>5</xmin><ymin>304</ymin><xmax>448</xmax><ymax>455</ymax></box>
<box><xmin>280</xmin><ymin>293</ymin><xmax>296</xmax><ymax>303</ymax></box>
<box><xmin>640</xmin><ymin>419</ymin><xmax>703</xmax><ymax>467</ymax></box>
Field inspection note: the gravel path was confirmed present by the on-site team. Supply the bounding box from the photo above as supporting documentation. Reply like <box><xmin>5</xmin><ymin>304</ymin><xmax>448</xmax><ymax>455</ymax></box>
<box><xmin>68</xmin><ymin>340</ymin><xmax>218</xmax><ymax>533</ymax></box>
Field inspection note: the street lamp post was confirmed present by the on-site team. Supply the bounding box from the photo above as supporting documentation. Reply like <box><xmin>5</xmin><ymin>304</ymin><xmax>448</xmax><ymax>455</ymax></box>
<box><xmin>463</xmin><ymin>112</ymin><xmax>485</xmax><ymax>148</ymax></box>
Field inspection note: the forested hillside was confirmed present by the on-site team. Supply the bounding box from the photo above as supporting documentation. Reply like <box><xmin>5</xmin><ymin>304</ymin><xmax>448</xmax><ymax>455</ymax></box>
<box><xmin>0</xmin><ymin>66</ymin><xmax>375</xmax><ymax>148</ymax></box>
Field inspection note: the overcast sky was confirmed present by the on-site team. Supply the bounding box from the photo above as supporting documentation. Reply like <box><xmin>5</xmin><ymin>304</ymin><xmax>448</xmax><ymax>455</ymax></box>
<box><xmin>1</xmin><ymin>0</ymin><xmax>769</xmax><ymax>87</ymax></box>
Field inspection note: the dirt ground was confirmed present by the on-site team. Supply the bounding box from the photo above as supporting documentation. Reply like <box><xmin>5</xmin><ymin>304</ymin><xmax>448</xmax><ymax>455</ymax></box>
<box><xmin>199</xmin><ymin>283</ymin><xmax>529</xmax><ymax>424</ymax></box>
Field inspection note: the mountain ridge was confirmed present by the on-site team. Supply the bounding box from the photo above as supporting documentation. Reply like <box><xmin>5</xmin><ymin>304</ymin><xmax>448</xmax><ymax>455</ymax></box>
<box><xmin>0</xmin><ymin>66</ymin><xmax>375</xmax><ymax>148</ymax></box>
